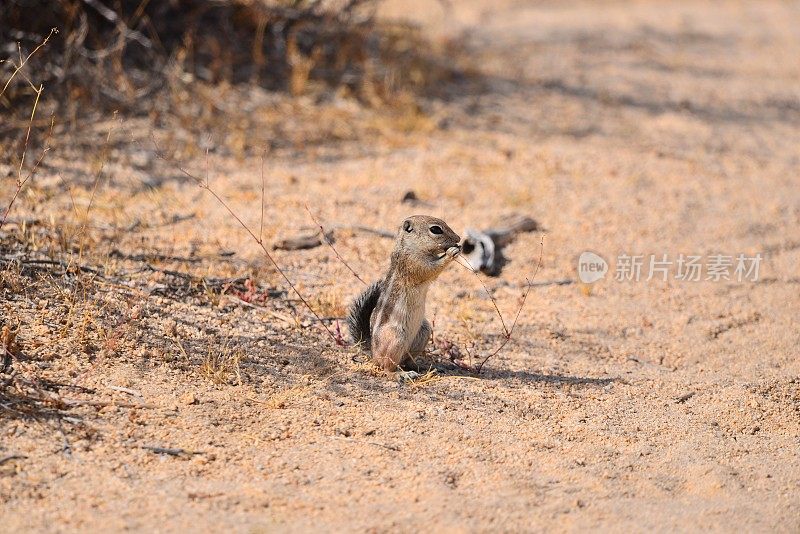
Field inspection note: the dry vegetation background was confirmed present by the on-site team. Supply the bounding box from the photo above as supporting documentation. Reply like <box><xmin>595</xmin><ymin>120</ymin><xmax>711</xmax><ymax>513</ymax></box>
<box><xmin>2</xmin><ymin>0</ymin><xmax>800</xmax><ymax>532</ymax></box>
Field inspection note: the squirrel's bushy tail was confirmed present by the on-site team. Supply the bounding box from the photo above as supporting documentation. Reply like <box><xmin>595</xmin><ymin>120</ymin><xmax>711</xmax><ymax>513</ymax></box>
<box><xmin>347</xmin><ymin>280</ymin><xmax>382</xmax><ymax>347</ymax></box>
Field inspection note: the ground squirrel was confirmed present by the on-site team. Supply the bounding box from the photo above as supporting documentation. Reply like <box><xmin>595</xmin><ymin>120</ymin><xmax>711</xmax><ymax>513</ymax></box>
<box><xmin>347</xmin><ymin>215</ymin><xmax>461</xmax><ymax>373</ymax></box>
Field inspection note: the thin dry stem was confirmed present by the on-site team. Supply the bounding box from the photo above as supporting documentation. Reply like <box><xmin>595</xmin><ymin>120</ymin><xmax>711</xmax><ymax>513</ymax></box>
<box><xmin>304</xmin><ymin>204</ymin><xmax>367</xmax><ymax>285</ymax></box>
<box><xmin>16</xmin><ymin>83</ymin><xmax>43</xmax><ymax>182</ymax></box>
<box><xmin>150</xmin><ymin>138</ymin><xmax>341</xmax><ymax>345</ymax></box>
<box><xmin>1</xmin><ymin>101</ymin><xmax>54</xmax><ymax>231</ymax></box>
<box><xmin>76</xmin><ymin>114</ymin><xmax>119</xmax><ymax>263</ymax></box>
<box><xmin>259</xmin><ymin>148</ymin><xmax>267</xmax><ymax>242</ymax></box>
<box><xmin>454</xmin><ymin>256</ymin><xmax>509</xmax><ymax>336</ymax></box>
<box><xmin>0</xmin><ymin>28</ymin><xmax>57</xmax><ymax>99</ymax></box>
<box><xmin>473</xmin><ymin>234</ymin><xmax>545</xmax><ymax>373</ymax></box>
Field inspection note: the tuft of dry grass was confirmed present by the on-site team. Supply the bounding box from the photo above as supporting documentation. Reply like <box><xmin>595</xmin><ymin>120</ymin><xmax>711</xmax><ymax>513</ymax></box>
<box><xmin>200</xmin><ymin>340</ymin><xmax>243</xmax><ymax>386</ymax></box>
<box><xmin>407</xmin><ymin>368</ymin><xmax>439</xmax><ymax>386</ymax></box>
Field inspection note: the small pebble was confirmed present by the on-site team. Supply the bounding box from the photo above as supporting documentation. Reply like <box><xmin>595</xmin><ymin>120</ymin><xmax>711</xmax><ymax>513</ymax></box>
<box><xmin>180</xmin><ymin>392</ymin><xmax>198</xmax><ymax>405</ymax></box>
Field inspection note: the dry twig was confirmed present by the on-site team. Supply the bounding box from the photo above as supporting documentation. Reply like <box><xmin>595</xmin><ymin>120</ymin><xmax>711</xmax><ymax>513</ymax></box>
<box><xmin>141</xmin><ymin>445</ymin><xmax>203</xmax><ymax>457</ymax></box>
<box><xmin>0</xmin><ymin>454</ymin><xmax>28</xmax><ymax>466</ymax></box>
<box><xmin>0</xmin><ymin>28</ymin><xmax>57</xmax><ymax>99</ymax></box>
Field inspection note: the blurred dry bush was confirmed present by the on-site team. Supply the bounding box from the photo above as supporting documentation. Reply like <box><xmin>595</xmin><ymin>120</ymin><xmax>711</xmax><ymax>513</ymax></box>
<box><xmin>1</xmin><ymin>0</ymin><xmax>472</xmax><ymax>148</ymax></box>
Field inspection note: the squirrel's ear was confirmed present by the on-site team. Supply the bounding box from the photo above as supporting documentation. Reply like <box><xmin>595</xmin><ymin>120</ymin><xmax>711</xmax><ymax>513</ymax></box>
<box><xmin>403</xmin><ymin>220</ymin><xmax>413</xmax><ymax>232</ymax></box>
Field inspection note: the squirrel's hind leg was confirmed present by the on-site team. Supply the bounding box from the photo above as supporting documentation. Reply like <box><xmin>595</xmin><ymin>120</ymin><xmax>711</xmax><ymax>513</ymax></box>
<box><xmin>402</xmin><ymin>319</ymin><xmax>432</xmax><ymax>369</ymax></box>
<box><xmin>373</xmin><ymin>320</ymin><xmax>431</xmax><ymax>375</ymax></box>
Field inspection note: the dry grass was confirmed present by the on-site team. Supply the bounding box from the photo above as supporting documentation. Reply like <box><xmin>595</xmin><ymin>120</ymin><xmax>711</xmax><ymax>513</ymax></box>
<box><xmin>200</xmin><ymin>340</ymin><xmax>243</xmax><ymax>385</ymax></box>
<box><xmin>1</xmin><ymin>0</ymin><xmax>472</xmax><ymax>152</ymax></box>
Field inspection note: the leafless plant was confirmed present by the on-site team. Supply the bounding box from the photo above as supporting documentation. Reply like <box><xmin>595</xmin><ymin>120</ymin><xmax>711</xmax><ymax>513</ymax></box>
<box><xmin>0</xmin><ymin>27</ymin><xmax>57</xmax><ymax>100</ymax></box>
<box><xmin>149</xmin><ymin>137</ymin><xmax>344</xmax><ymax>346</ymax></box>
<box><xmin>467</xmin><ymin>234</ymin><xmax>545</xmax><ymax>373</ymax></box>
<box><xmin>304</xmin><ymin>205</ymin><xmax>367</xmax><ymax>285</ymax></box>
<box><xmin>1</xmin><ymin>30</ymin><xmax>57</xmax><ymax>231</ymax></box>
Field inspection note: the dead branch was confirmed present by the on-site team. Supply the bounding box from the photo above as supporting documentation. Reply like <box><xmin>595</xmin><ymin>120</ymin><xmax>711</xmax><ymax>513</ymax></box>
<box><xmin>140</xmin><ymin>445</ymin><xmax>202</xmax><ymax>456</ymax></box>
<box><xmin>62</xmin><ymin>398</ymin><xmax>157</xmax><ymax>409</ymax></box>
<box><xmin>0</xmin><ymin>27</ymin><xmax>57</xmax><ymax>99</ymax></box>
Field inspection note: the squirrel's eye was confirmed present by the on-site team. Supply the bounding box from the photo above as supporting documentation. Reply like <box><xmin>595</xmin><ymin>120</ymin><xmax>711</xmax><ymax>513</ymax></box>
<box><xmin>429</xmin><ymin>225</ymin><xmax>443</xmax><ymax>235</ymax></box>
<box><xmin>403</xmin><ymin>221</ymin><xmax>413</xmax><ymax>232</ymax></box>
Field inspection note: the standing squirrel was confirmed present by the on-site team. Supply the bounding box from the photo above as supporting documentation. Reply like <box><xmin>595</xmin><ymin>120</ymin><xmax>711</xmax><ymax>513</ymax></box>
<box><xmin>347</xmin><ymin>215</ymin><xmax>461</xmax><ymax>374</ymax></box>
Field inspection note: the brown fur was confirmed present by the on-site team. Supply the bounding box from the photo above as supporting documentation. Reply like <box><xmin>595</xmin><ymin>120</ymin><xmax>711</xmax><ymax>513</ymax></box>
<box><xmin>347</xmin><ymin>215</ymin><xmax>460</xmax><ymax>371</ymax></box>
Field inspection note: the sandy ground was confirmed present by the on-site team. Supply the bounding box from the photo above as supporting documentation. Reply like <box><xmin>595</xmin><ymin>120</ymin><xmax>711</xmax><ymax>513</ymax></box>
<box><xmin>2</xmin><ymin>0</ymin><xmax>799</xmax><ymax>532</ymax></box>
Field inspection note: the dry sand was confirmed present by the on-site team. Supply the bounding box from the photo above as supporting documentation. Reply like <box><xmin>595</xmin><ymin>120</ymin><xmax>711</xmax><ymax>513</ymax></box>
<box><xmin>1</xmin><ymin>0</ymin><xmax>799</xmax><ymax>532</ymax></box>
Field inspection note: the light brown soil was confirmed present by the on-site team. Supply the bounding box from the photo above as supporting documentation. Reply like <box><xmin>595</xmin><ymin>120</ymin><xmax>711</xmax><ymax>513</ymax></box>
<box><xmin>2</xmin><ymin>1</ymin><xmax>799</xmax><ymax>532</ymax></box>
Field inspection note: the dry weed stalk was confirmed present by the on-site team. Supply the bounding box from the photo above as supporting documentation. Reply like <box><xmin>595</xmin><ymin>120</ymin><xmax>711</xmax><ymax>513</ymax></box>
<box><xmin>304</xmin><ymin>204</ymin><xmax>367</xmax><ymax>285</ymax></box>
<box><xmin>76</xmin><ymin>114</ymin><xmax>119</xmax><ymax>263</ymax></box>
<box><xmin>465</xmin><ymin>234</ymin><xmax>545</xmax><ymax>373</ymax></box>
<box><xmin>0</xmin><ymin>30</ymin><xmax>57</xmax><ymax>231</ymax></box>
<box><xmin>0</xmin><ymin>28</ymin><xmax>57</xmax><ymax>100</ymax></box>
<box><xmin>150</xmin><ymin>138</ymin><xmax>344</xmax><ymax>345</ymax></box>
